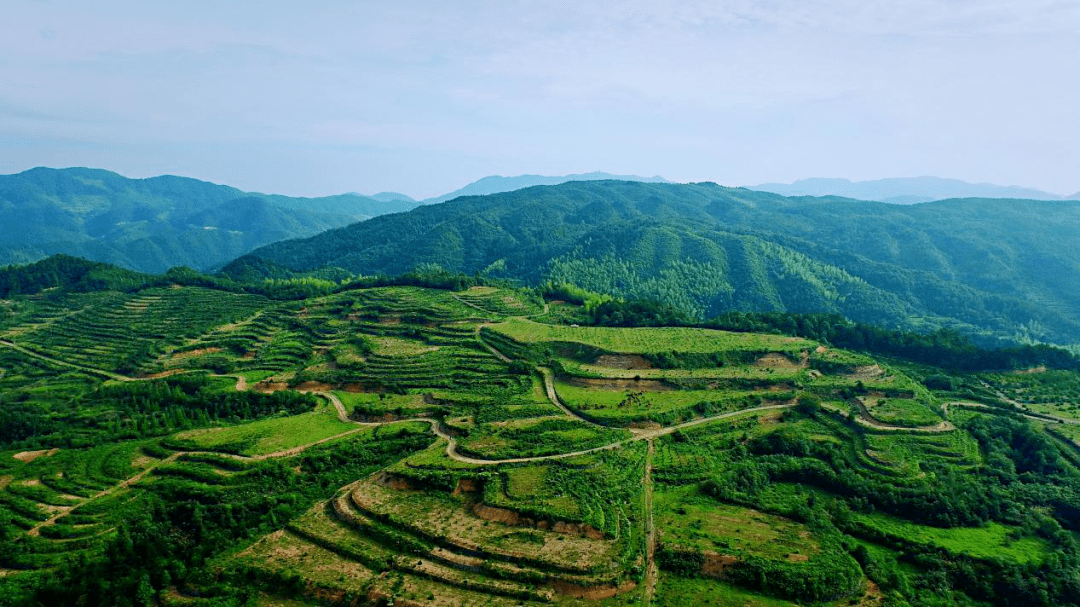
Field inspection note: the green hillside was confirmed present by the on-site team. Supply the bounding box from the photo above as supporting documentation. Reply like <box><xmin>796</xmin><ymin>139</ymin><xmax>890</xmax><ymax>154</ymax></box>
<box><xmin>227</xmin><ymin>180</ymin><xmax>1080</xmax><ymax>346</ymax></box>
<box><xmin>0</xmin><ymin>167</ymin><xmax>418</xmax><ymax>273</ymax></box>
<box><xmin>1</xmin><ymin>264</ymin><xmax>1080</xmax><ymax>606</ymax></box>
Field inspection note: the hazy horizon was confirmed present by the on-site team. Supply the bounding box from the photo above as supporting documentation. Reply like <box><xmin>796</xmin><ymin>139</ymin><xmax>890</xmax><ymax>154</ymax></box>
<box><xmin>3</xmin><ymin>1</ymin><xmax>1078</xmax><ymax>198</ymax></box>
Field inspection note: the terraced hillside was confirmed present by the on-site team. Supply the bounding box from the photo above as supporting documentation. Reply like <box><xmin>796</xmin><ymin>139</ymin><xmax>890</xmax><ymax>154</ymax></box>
<box><xmin>2</xmin><ymin>282</ymin><xmax>1080</xmax><ymax>606</ymax></box>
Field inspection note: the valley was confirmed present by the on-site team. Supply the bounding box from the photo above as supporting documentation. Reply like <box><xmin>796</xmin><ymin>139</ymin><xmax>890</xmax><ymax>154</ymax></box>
<box><xmin>1</xmin><ymin>273</ymin><xmax>1079</xmax><ymax>606</ymax></box>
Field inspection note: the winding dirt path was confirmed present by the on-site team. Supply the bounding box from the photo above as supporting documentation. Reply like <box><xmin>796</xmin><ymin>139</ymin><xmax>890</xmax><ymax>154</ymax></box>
<box><xmin>976</xmin><ymin>382</ymin><xmax>1080</xmax><ymax>425</ymax></box>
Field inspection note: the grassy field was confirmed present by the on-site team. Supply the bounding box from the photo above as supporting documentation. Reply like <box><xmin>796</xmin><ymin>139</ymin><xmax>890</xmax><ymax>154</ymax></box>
<box><xmin>655</xmin><ymin>485</ymin><xmax>819</xmax><ymax>560</ymax></box>
<box><xmin>861</xmin><ymin>396</ymin><xmax>942</xmax><ymax>426</ymax></box>
<box><xmin>172</xmin><ymin>406</ymin><xmax>357</xmax><ymax>456</ymax></box>
<box><xmin>852</xmin><ymin>512</ymin><xmax>1048</xmax><ymax>563</ymax></box>
<box><xmin>491</xmin><ymin>318</ymin><xmax>818</xmax><ymax>354</ymax></box>
<box><xmin>555</xmin><ymin>380</ymin><xmax>772</xmax><ymax>425</ymax></box>
<box><xmin>652</xmin><ymin>576</ymin><xmax>800</xmax><ymax>607</ymax></box>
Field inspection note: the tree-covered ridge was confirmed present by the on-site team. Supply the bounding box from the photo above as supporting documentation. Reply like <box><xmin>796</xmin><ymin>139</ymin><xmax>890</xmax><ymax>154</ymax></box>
<box><xmin>227</xmin><ymin>180</ymin><xmax>1080</xmax><ymax>347</ymax></box>
<box><xmin>0</xmin><ymin>167</ymin><xmax>418</xmax><ymax>273</ymax></box>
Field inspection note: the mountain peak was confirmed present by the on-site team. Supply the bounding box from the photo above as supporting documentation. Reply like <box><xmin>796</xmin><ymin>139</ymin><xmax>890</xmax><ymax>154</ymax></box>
<box><xmin>423</xmin><ymin>172</ymin><xmax>670</xmax><ymax>204</ymax></box>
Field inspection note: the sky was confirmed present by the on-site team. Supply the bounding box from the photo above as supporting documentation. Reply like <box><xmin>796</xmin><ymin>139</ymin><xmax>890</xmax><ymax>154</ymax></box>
<box><xmin>1</xmin><ymin>0</ymin><xmax>1078</xmax><ymax>199</ymax></box>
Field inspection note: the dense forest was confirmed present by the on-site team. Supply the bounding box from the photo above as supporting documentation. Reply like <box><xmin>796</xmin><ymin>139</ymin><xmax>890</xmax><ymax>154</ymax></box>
<box><xmin>225</xmin><ymin>180</ymin><xmax>1080</xmax><ymax>347</ymax></box>
<box><xmin>0</xmin><ymin>167</ymin><xmax>416</xmax><ymax>273</ymax></box>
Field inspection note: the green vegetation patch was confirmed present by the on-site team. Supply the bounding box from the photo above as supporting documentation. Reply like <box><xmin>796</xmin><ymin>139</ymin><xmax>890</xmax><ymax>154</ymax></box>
<box><xmin>655</xmin><ymin>485</ymin><xmax>818</xmax><ymax>561</ymax></box>
<box><xmin>861</xmin><ymin>395</ymin><xmax>942</xmax><ymax>426</ymax></box>
<box><xmin>171</xmin><ymin>410</ymin><xmax>359</xmax><ymax>457</ymax></box>
<box><xmin>852</xmin><ymin>512</ymin><xmax>1049</xmax><ymax>563</ymax></box>
<box><xmin>491</xmin><ymin>318</ymin><xmax>817</xmax><ymax>356</ymax></box>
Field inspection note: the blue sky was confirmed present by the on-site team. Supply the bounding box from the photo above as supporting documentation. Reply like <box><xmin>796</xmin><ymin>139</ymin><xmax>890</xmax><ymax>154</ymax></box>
<box><xmin>2</xmin><ymin>0</ymin><xmax>1078</xmax><ymax>198</ymax></box>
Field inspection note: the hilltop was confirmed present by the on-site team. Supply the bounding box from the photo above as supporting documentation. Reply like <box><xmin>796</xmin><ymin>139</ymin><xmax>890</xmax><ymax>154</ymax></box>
<box><xmin>421</xmin><ymin>171</ymin><xmax>670</xmax><ymax>204</ymax></box>
<box><xmin>0</xmin><ymin>167</ymin><xmax>417</xmax><ymax>273</ymax></box>
<box><xmin>226</xmin><ymin>179</ymin><xmax>1080</xmax><ymax>347</ymax></box>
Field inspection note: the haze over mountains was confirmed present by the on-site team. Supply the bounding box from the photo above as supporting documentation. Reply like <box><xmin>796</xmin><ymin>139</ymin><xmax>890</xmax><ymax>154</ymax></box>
<box><xmin>7</xmin><ymin>166</ymin><xmax>1080</xmax><ymax>346</ymax></box>
<box><xmin>0</xmin><ymin>167</ymin><xmax>417</xmax><ymax>273</ymax></box>
<box><xmin>369</xmin><ymin>171</ymin><xmax>670</xmax><ymax>206</ymax></box>
<box><xmin>747</xmin><ymin>176</ymin><xmax>1079</xmax><ymax>204</ymax></box>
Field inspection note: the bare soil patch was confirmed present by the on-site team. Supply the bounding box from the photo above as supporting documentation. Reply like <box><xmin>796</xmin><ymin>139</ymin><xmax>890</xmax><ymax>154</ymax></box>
<box><xmin>787</xmin><ymin>553</ymin><xmax>809</xmax><ymax>562</ymax></box>
<box><xmin>563</xmin><ymin>376</ymin><xmax>672</xmax><ymax>391</ymax></box>
<box><xmin>846</xmin><ymin>365</ymin><xmax>884</xmax><ymax>380</ymax></box>
<box><xmin>375</xmin><ymin>472</ymin><xmax>417</xmax><ymax>491</ymax></box>
<box><xmin>754</xmin><ymin>352</ymin><xmax>806</xmax><ymax>369</ymax></box>
<box><xmin>170</xmin><ymin>347</ymin><xmax>222</xmax><ymax>360</ymax></box>
<box><xmin>472</xmin><ymin>503</ymin><xmax>605</xmax><ymax>539</ymax></box>
<box><xmin>13</xmin><ymin>448</ymin><xmax>58</xmax><ymax>463</ymax></box>
<box><xmin>594</xmin><ymin>354</ymin><xmax>653</xmax><ymax>370</ymax></box>
<box><xmin>551</xmin><ymin>579</ymin><xmax>636</xmax><ymax>599</ymax></box>
<box><xmin>252</xmin><ymin>381</ymin><xmax>288</xmax><ymax>393</ymax></box>
<box><xmin>701</xmin><ymin>551</ymin><xmax>739</xmax><ymax>576</ymax></box>
<box><xmin>452</xmin><ymin>478</ymin><xmax>481</xmax><ymax>496</ymax></box>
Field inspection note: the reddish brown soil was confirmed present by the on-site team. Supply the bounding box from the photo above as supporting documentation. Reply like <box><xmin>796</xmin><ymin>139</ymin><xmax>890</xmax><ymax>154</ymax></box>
<box><xmin>295</xmin><ymin>381</ymin><xmax>335</xmax><ymax>392</ymax></box>
<box><xmin>562</xmin><ymin>377</ymin><xmax>672</xmax><ymax>391</ymax></box>
<box><xmin>375</xmin><ymin>472</ymin><xmax>416</xmax><ymax>491</ymax></box>
<box><xmin>253</xmin><ymin>381</ymin><xmax>288</xmax><ymax>393</ymax></box>
<box><xmin>452</xmin><ymin>478</ymin><xmax>481</xmax><ymax>496</ymax></box>
<box><xmin>701</xmin><ymin>551</ymin><xmax>739</xmax><ymax>576</ymax></box>
<box><xmin>754</xmin><ymin>352</ymin><xmax>804</xmax><ymax>369</ymax></box>
<box><xmin>593</xmin><ymin>354</ymin><xmax>653</xmax><ymax>369</ymax></box>
<box><xmin>170</xmin><ymin>347</ymin><xmax>222</xmax><ymax>359</ymax></box>
<box><xmin>471</xmin><ymin>503</ymin><xmax>604</xmax><ymax>539</ymax></box>
<box><xmin>550</xmin><ymin>579</ymin><xmax>637</xmax><ymax>599</ymax></box>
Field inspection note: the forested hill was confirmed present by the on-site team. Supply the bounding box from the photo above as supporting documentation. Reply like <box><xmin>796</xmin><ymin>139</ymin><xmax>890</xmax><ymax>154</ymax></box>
<box><xmin>225</xmin><ymin>180</ymin><xmax>1080</xmax><ymax>346</ymax></box>
<box><xmin>0</xmin><ymin>167</ymin><xmax>418</xmax><ymax>273</ymax></box>
<box><xmin>421</xmin><ymin>171</ymin><xmax>669</xmax><ymax>204</ymax></box>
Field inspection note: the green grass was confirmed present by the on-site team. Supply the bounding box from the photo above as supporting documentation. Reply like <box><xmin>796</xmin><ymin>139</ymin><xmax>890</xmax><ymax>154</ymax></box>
<box><xmin>861</xmin><ymin>396</ymin><xmax>942</xmax><ymax>426</ymax></box>
<box><xmin>652</xmin><ymin>576</ymin><xmax>800</xmax><ymax>607</ymax></box>
<box><xmin>491</xmin><ymin>318</ymin><xmax>818</xmax><ymax>355</ymax></box>
<box><xmin>172</xmin><ymin>408</ymin><xmax>358</xmax><ymax>456</ymax></box>
<box><xmin>555</xmin><ymin>380</ymin><xmax>774</xmax><ymax>425</ymax></box>
<box><xmin>852</xmin><ymin>512</ymin><xmax>1049</xmax><ymax>563</ymax></box>
<box><xmin>654</xmin><ymin>485</ymin><xmax>819</xmax><ymax>560</ymax></box>
<box><xmin>333</xmin><ymin>391</ymin><xmax>429</xmax><ymax>416</ymax></box>
<box><xmin>456</xmin><ymin>417</ymin><xmax>631</xmax><ymax>459</ymax></box>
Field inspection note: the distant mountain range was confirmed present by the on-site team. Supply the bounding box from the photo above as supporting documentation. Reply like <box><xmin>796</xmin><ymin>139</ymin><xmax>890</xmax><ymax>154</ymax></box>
<box><xmin>417</xmin><ymin>172</ymin><xmax>669</xmax><ymax>205</ymax></box>
<box><xmin>227</xmin><ymin>180</ymin><xmax>1080</xmax><ymax>346</ymax></box>
<box><xmin>746</xmin><ymin>176</ymin><xmax>1076</xmax><ymax>204</ymax></box>
<box><xmin>0</xmin><ymin>167</ymin><xmax>418</xmax><ymax>273</ymax></box>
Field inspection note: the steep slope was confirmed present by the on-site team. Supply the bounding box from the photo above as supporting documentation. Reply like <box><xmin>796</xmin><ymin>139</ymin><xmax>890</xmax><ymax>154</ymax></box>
<box><xmin>423</xmin><ymin>171</ymin><xmax>669</xmax><ymax>204</ymax></box>
<box><xmin>747</xmin><ymin>176</ymin><xmax>1065</xmax><ymax>203</ymax></box>
<box><xmin>0</xmin><ymin>167</ymin><xmax>418</xmax><ymax>273</ymax></box>
<box><xmin>225</xmin><ymin>181</ymin><xmax>1080</xmax><ymax>345</ymax></box>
